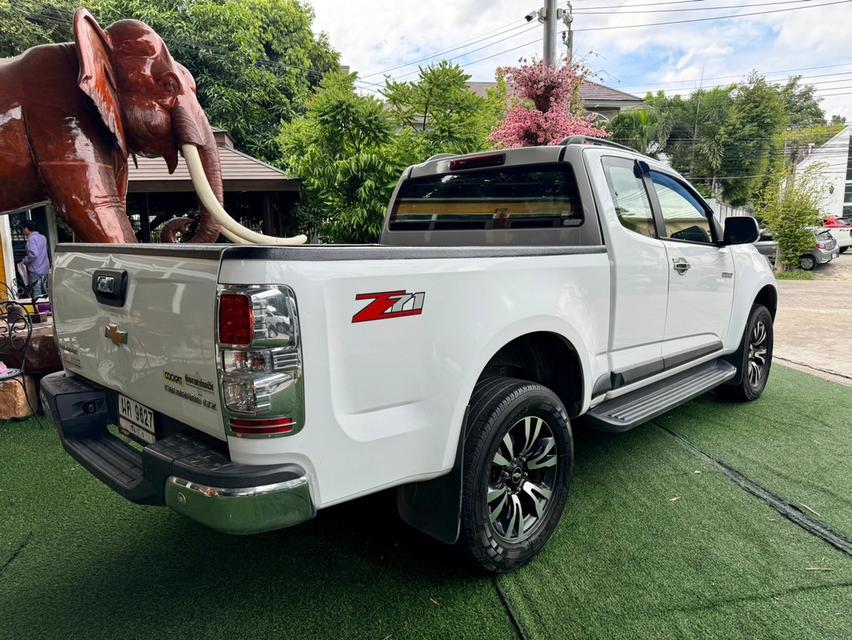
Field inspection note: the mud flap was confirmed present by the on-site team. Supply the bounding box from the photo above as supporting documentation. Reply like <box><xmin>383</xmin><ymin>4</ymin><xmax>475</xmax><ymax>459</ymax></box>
<box><xmin>396</xmin><ymin>407</ymin><xmax>469</xmax><ymax>545</ymax></box>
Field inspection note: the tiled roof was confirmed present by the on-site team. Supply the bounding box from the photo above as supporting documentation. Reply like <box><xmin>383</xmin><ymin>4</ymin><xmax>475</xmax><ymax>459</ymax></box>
<box><xmin>128</xmin><ymin>131</ymin><xmax>299</xmax><ymax>193</ymax></box>
<box><xmin>467</xmin><ymin>80</ymin><xmax>642</xmax><ymax>104</ymax></box>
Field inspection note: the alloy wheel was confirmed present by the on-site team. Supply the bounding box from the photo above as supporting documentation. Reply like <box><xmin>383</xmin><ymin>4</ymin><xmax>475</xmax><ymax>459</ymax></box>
<box><xmin>747</xmin><ymin>319</ymin><xmax>768</xmax><ymax>388</ymax></box>
<box><xmin>487</xmin><ymin>415</ymin><xmax>558</xmax><ymax>543</ymax></box>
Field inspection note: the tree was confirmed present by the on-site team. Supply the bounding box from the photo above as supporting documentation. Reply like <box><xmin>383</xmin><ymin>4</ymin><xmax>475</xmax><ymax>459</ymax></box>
<box><xmin>604</xmin><ymin>108</ymin><xmax>666</xmax><ymax>157</ymax></box>
<box><xmin>0</xmin><ymin>0</ymin><xmax>78</xmax><ymax>57</ymax></box>
<box><xmin>717</xmin><ymin>74</ymin><xmax>788</xmax><ymax>206</ymax></box>
<box><xmin>278</xmin><ymin>71</ymin><xmax>397</xmax><ymax>243</ymax></box>
<box><xmin>383</xmin><ymin>61</ymin><xmax>506</xmax><ymax>160</ymax></box>
<box><xmin>780</xmin><ymin>76</ymin><xmax>827</xmax><ymax>130</ymax></box>
<box><xmin>278</xmin><ymin>64</ymin><xmax>507</xmax><ymax>243</ymax></box>
<box><xmin>0</xmin><ymin>0</ymin><xmax>340</xmax><ymax>162</ymax></box>
<box><xmin>489</xmin><ymin>61</ymin><xmax>607</xmax><ymax>148</ymax></box>
<box><xmin>758</xmin><ymin>165</ymin><xmax>826</xmax><ymax>271</ymax></box>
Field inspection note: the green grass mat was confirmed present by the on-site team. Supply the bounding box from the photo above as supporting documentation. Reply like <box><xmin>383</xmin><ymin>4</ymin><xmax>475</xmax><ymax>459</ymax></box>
<box><xmin>0</xmin><ymin>421</ymin><xmax>514</xmax><ymax>640</ymax></box>
<box><xmin>499</xmin><ymin>423</ymin><xmax>852</xmax><ymax>639</ymax></box>
<box><xmin>657</xmin><ymin>365</ymin><xmax>852</xmax><ymax>539</ymax></box>
<box><xmin>2</xmin><ymin>364</ymin><xmax>850</xmax><ymax>639</ymax></box>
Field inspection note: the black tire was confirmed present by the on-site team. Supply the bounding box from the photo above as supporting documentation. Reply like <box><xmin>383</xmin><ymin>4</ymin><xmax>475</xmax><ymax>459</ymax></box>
<box><xmin>717</xmin><ymin>304</ymin><xmax>773</xmax><ymax>402</ymax></box>
<box><xmin>457</xmin><ymin>377</ymin><xmax>573</xmax><ymax>572</ymax></box>
<box><xmin>799</xmin><ymin>254</ymin><xmax>816</xmax><ymax>270</ymax></box>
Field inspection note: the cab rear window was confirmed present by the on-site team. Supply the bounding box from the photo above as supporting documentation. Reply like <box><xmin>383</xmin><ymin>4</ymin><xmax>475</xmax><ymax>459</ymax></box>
<box><xmin>388</xmin><ymin>164</ymin><xmax>583</xmax><ymax>231</ymax></box>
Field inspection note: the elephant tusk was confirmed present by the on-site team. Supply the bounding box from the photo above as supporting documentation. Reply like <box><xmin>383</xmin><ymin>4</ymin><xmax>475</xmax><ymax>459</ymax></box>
<box><xmin>181</xmin><ymin>144</ymin><xmax>308</xmax><ymax>245</ymax></box>
<box><xmin>220</xmin><ymin>226</ymin><xmax>251</xmax><ymax>244</ymax></box>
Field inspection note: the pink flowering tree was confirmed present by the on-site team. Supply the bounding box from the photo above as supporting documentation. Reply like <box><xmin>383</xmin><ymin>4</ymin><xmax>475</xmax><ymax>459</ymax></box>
<box><xmin>489</xmin><ymin>61</ymin><xmax>608</xmax><ymax>148</ymax></box>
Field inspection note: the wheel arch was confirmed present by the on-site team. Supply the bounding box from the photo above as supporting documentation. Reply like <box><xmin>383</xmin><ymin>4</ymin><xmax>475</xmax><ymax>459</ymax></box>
<box><xmin>754</xmin><ymin>284</ymin><xmax>778</xmax><ymax>318</ymax></box>
<box><xmin>397</xmin><ymin>325</ymin><xmax>590</xmax><ymax>545</ymax></box>
<box><xmin>476</xmin><ymin>331</ymin><xmax>585</xmax><ymax>418</ymax></box>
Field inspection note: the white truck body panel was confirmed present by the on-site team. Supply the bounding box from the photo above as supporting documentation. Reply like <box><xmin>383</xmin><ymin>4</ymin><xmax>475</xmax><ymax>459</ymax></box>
<box><xmin>219</xmin><ymin>251</ymin><xmax>609</xmax><ymax>506</ymax></box>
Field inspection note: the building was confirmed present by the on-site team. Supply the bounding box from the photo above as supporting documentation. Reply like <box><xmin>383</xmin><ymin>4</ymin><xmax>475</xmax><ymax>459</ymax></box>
<box><xmin>467</xmin><ymin>79</ymin><xmax>644</xmax><ymax>121</ymax></box>
<box><xmin>0</xmin><ymin>130</ymin><xmax>300</xmax><ymax>298</ymax></box>
<box><xmin>794</xmin><ymin>125</ymin><xmax>852</xmax><ymax>219</ymax></box>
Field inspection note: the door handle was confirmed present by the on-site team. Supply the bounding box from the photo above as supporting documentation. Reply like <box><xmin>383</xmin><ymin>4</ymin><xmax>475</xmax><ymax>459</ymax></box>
<box><xmin>672</xmin><ymin>257</ymin><xmax>691</xmax><ymax>275</ymax></box>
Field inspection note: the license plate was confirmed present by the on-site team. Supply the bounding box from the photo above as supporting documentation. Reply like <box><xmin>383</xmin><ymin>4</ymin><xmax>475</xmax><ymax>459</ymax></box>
<box><xmin>118</xmin><ymin>394</ymin><xmax>156</xmax><ymax>445</ymax></box>
<box><xmin>832</xmin><ymin>252</ymin><xmax>839</xmax><ymax>259</ymax></box>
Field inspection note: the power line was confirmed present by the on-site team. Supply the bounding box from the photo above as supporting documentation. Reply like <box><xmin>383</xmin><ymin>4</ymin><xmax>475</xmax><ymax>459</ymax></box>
<box><xmin>614</xmin><ymin>63</ymin><xmax>852</xmax><ymax>91</ymax></box>
<box><xmin>573</xmin><ymin>0</ymin><xmax>852</xmax><ymax>32</ymax></box>
<box><xmin>575</xmin><ymin>0</ymin><xmax>817</xmax><ymax>14</ymax></box>
<box><xmin>361</xmin><ymin>22</ymin><xmax>534</xmax><ymax>78</ymax></box>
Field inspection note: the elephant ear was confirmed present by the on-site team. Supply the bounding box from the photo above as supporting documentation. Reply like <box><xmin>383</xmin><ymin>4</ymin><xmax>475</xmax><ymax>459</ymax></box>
<box><xmin>73</xmin><ymin>9</ymin><xmax>127</xmax><ymax>156</ymax></box>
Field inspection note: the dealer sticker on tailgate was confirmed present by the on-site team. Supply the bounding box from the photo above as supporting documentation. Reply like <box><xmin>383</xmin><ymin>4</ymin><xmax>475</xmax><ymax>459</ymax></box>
<box><xmin>118</xmin><ymin>394</ymin><xmax>156</xmax><ymax>445</ymax></box>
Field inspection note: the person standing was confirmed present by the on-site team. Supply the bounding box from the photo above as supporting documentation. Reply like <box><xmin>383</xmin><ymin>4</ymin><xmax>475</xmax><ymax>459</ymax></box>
<box><xmin>20</xmin><ymin>221</ymin><xmax>50</xmax><ymax>298</ymax></box>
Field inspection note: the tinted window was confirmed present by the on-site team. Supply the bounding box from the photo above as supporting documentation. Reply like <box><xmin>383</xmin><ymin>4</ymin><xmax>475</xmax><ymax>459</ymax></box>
<box><xmin>601</xmin><ymin>157</ymin><xmax>656</xmax><ymax>238</ymax></box>
<box><xmin>651</xmin><ymin>172</ymin><xmax>714</xmax><ymax>244</ymax></box>
<box><xmin>388</xmin><ymin>164</ymin><xmax>582</xmax><ymax>231</ymax></box>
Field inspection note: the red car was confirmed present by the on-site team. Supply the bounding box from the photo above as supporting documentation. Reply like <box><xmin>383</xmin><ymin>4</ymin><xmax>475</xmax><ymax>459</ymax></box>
<box><xmin>823</xmin><ymin>217</ymin><xmax>852</xmax><ymax>228</ymax></box>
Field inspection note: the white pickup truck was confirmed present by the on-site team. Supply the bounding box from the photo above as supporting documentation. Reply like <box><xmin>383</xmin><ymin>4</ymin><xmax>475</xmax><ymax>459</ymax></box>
<box><xmin>42</xmin><ymin>137</ymin><xmax>777</xmax><ymax>572</ymax></box>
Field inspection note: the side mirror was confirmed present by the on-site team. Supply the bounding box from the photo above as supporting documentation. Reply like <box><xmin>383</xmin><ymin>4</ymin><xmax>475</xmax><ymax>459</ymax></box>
<box><xmin>723</xmin><ymin>216</ymin><xmax>759</xmax><ymax>245</ymax></box>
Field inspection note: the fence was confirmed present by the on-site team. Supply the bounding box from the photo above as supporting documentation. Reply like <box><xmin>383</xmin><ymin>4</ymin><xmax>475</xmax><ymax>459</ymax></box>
<box><xmin>706</xmin><ymin>198</ymin><xmax>754</xmax><ymax>224</ymax></box>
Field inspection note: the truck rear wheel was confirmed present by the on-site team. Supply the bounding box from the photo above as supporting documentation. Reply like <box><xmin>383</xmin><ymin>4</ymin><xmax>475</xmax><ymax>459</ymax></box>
<box><xmin>457</xmin><ymin>377</ymin><xmax>573</xmax><ymax>572</ymax></box>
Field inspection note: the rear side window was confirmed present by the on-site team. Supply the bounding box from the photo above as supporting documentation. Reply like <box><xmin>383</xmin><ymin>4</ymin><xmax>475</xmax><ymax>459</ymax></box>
<box><xmin>388</xmin><ymin>164</ymin><xmax>583</xmax><ymax>231</ymax></box>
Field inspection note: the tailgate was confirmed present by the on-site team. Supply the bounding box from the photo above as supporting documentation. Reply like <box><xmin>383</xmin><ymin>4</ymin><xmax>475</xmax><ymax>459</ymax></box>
<box><xmin>52</xmin><ymin>245</ymin><xmax>227</xmax><ymax>441</ymax></box>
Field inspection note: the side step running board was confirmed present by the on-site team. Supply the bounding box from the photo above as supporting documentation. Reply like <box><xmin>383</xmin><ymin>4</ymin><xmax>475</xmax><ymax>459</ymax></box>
<box><xmin>585</xmin><ymin>359</ymin><xmax>737</xmax><ymax>432</ymax></box>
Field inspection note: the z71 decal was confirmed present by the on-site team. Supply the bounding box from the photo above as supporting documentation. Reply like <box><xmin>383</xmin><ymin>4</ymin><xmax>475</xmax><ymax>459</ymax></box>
<box><xmin>352</xmin><ymin>290</ymin><xmax>426</xmax><ymax>323</ymax></box>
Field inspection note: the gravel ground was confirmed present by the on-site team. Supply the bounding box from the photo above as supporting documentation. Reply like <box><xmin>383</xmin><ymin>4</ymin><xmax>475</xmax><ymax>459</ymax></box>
<box><xmin>774</xmin><ymin>252</ymin><xmax>852</xmax><ymax>385</ymax></box>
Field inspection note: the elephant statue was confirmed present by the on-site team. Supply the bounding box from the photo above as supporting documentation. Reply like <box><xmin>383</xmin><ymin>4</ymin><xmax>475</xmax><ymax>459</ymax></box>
<box><xmin>0</xmin><ymin>9</ymin><xmax>305</xmax><ymax>245</ymax></box>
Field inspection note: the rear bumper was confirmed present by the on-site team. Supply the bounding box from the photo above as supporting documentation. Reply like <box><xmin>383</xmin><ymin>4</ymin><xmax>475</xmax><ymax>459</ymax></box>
<box><xmin>40</xmin><ymin>371</ymin><xmax>315</xmax><ymax>534</ymax></box>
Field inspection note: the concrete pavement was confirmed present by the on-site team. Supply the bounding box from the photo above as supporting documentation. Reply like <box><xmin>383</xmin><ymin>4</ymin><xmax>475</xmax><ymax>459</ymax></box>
<box><xmin>774</xmin><ymin>252</ymin><xmax>852</xmax><ymax>386</ymax></box>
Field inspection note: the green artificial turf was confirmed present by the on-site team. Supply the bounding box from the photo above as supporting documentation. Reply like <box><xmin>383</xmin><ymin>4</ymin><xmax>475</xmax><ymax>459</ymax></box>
<box><xmin>0</xmin><ymin>420</ymin><xmax>515</xmax><ymax>640</ymax></box>
<box><xmin>499</xmin><ymin>422</ymin><xmax>852</xmax><ymax>640</ymax></box>
<box><xmin>1</xmin><ymin>365</ymin><xmax>850</xmax><ymax>639</ymax></box>
<box><xmin>657</xmin><ymin>365</ymin><xmax>852</xmax><ymax>539</ymax></box>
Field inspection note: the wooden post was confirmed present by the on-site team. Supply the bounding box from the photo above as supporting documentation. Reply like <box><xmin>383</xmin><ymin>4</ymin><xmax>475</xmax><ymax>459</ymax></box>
<box><xmin>262</xmin><ymin>193</ymin><xmax>275</xmax><ymax>236</ymax></box>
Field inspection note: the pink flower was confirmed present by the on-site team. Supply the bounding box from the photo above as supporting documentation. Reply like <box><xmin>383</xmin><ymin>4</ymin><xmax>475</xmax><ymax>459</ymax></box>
<box><xmin>489</xmin><ymin>60</ymin><xmax>608</xmax><ymax>148</ymax></box>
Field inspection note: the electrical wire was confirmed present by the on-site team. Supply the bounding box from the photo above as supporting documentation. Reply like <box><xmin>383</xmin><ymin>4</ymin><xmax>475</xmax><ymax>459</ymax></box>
<box><xmin>573</xmin><ymin>0</ymin><xmax>852</xmax><ymax>32</ymax></box>
<box><xmin>361</xmin><ymin>22</ymin><xmax>535</xmax><ymax>78</ymax></box>
<box><xmin>575</xmin><ymin>0</ymin><xmax>819</xmax><ymax>14</ymax></box>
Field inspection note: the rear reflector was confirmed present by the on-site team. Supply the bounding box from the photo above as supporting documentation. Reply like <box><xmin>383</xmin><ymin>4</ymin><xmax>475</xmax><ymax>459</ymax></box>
<box><xmin>230</xmin><ymin>417</ymin><xmax>295</xmax><ymax>435</ymax></box>
<box><xmin>449</xmin><ymin>153</ymin><xmax>505</xmax><ymax>171</ymax></box>
<box><xmin>219</xmin><ymin>294</ymin><xmax>254</xmax><ymax>346</ymax></box>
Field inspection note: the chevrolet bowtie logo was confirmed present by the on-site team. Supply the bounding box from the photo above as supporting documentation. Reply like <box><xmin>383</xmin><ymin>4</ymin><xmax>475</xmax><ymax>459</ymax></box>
<box><xmin>104</xmin><ymin>322</ymin><xmax>128</xmax><ymax>346</ymax></box>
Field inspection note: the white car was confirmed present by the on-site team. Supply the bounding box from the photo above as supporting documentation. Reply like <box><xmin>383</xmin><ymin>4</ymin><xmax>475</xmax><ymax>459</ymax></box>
<box><xmin>43</xmin><ymin>137</ymin><xmax>777</xmax><ymax>572</ymax></box>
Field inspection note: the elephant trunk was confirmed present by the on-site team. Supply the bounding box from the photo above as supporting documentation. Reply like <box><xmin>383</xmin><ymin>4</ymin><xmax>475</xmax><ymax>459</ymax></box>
<box><xmin>172</xmin><ymin>100</ymin><xmax>223</xmax><ymax>243</ymax></box>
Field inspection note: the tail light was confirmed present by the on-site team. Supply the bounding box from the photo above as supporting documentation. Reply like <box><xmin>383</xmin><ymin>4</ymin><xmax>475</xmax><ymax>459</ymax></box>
<box><xmin>216</xmin><ymin>286</ymin><xmax>304</xmax><ymax>437</ymax></box>
<box><xmin>816</xmin><ymin>241</ymin><xmax>825</xmax><ymax>249</ymax></box>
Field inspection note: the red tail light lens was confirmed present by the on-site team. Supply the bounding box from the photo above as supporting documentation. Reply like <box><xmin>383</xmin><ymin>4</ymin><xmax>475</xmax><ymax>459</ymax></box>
<box><xmin>816</xmin><ymin>241</ymin><xmax>825</xmax><ymax>249</ymax></box>
<box><xmin>219</xmin><ymin>294</ymin><xmax>254</xmax><ymax>346</ymax></box>
<box><xmin>230</xmin><ymin>417</ymin><xmax>295</xmax><ymax>435</ymax></box>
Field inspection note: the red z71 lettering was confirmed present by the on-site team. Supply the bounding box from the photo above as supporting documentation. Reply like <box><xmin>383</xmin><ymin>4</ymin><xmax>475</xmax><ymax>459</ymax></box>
<box><xmin>352</xmin><ymin>290</ymin><xmax>426</xmax><ymax>323</ymax></box>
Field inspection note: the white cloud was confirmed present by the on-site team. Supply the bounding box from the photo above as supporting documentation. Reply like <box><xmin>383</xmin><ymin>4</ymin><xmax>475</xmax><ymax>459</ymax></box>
<box><xmin>306</xmin><ymin>0</ymin><xmax>852</xmax><ymax>120</ymax></box>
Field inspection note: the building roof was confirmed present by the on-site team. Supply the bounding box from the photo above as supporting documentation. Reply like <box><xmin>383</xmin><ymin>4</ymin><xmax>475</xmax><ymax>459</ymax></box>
<box><xmin>128</xmin><ymin>130</ymin><xmax>300</xmax><ymax>193</ymax></box>
<box><xmin>467</xmin><ymin>80</ymin><xmax>643</xmax><ymax>106</ymax></box>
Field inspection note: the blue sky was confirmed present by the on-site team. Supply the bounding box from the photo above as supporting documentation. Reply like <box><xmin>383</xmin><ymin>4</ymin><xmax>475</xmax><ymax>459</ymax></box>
<box><xmin>309</xmin><ymin>0</ymin><xmax>852</xmax><ymax>120</ymax></box>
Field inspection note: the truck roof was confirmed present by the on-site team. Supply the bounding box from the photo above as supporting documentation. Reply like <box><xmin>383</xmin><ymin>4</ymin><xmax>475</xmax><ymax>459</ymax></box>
<box><xmin>415</xmin><ymin>135</ymin><xmax>675</xmax><ymax>182</ymax></box>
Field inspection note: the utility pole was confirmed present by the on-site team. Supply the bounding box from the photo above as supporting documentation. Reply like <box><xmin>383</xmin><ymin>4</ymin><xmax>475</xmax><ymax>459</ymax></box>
<box><xmin>543</xmin><ymin>0</ymin><xmax>557</xmax><ymax>66</ymax></box>
<box><xmin>562</xmin><ymin>1</ymin><xmax>574</xmax><ymax>65</ymax></box>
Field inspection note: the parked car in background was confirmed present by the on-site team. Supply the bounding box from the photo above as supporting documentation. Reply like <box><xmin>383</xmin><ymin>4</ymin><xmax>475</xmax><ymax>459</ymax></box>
<box><xmin>822</xmin><ymin>217</ymin><xmax>851</xmax><ymax>254</ymax></box>
<box><xmin>755</xmin><ymin>229</ymin><xmax>778</xmax><ymax>267</ymax></box>
<box><xmin>800</xmin><ymin>228</ymin><xmax>839</xmax><ymax>270</ymax></box>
